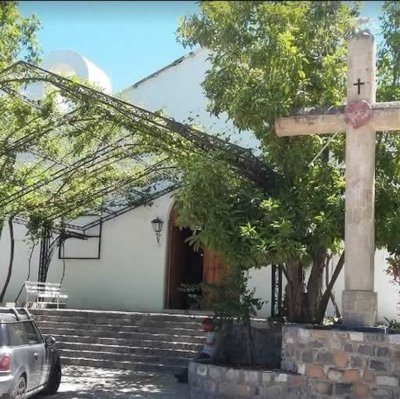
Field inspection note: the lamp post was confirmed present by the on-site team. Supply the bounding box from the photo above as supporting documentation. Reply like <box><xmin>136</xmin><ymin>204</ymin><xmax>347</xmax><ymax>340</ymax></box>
<box><xmin>151</xmin><ymin>217</ymin><xmax>164</xmax><ymax>245</ymax></box>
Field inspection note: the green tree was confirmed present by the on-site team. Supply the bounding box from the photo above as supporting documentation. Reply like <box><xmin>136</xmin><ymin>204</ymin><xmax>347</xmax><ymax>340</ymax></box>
<box><xmin>175</xmin><ymin>1</ymin><xmax>400</xmax><ymax>323</ymax></box>
<box><xmin>0</xmin><ymin>1</ymin><xmax>40</xmax><ymax>68</ymax></box>
<box><xmin>0</xmin><ymin>2</ymin><xmax>176</xmax><ymax>300</ymax></box>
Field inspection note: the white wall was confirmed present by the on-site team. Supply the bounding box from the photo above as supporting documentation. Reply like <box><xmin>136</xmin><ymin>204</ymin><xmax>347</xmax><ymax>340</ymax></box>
<box><xmin>118</xmin><ymin>49</ymin><xmax>260</xmax><ymax>152</ymax></box>
<box><xmin>0</xmin><ymin>223</ymin><xmax>40</xmax><ymax>304</ymax></box>
<box><xmin>248</xmin><ymin>267</ymin><xmax>273</xmax><ymax>318</ymax></box>
<box><xmin>327</xmin><ymin>250</ymin><xmax>399</xmax><ymax>323</ymax></box>
<box><xmin>44</xmin><ymin>194</ymin><xmax>174</xmax><ymax>311</ymax></box>
<box><xmin>1</xmin><ymin>195</ymin><xmax>175</xmax><ymax>312</ymax></box>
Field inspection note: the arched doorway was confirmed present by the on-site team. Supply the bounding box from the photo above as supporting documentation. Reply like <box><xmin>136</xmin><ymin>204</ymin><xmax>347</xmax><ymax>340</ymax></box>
<box><xmin>165</xmin><ymin>205</ymin><xmax>227</xmax><ymax>310</ymax></box>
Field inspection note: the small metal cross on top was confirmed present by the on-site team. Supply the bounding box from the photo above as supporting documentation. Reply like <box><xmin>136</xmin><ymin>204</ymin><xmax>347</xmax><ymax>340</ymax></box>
<box><xmin>275</xmin><ymin>31</ymin><xmax>400</xmax><ymax>327</ymax></box>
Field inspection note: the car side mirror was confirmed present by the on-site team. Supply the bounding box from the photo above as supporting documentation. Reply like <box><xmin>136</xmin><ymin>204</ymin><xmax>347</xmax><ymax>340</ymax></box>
<box><xmin>45</xmin><ymin>336</ymin><xmax>56</xmax><ymax>347</ymax></box>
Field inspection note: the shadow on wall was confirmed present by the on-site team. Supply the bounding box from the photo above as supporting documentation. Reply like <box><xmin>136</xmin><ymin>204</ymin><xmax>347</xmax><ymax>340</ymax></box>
<box><xmin>215</xmin><ymin>321</ymin><xmax>283</xmax><ymax>369</ymax></box>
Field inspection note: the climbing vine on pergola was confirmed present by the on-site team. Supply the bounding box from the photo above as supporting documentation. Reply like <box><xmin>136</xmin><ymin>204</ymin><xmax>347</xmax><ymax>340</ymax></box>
<box><xmin>0</xmin><ymin>60</ymin><xmax>277</xmax><ymax>287</ymax></box>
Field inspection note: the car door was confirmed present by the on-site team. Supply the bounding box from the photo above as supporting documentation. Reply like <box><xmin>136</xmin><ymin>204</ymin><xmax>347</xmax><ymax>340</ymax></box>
<box><xmin>7</xmin><ymin>322</ymin><xmax>40</xmax><ymax>391</ymax></box>
<box><xmin>32</xmin><ymin>321</ymin><xmax>52</xmax><ymax>386</ymax></box>
<box><xmin>22</xmin><ymin>321</ymin><xmax>47</xmax><ymax>389</ymax></box>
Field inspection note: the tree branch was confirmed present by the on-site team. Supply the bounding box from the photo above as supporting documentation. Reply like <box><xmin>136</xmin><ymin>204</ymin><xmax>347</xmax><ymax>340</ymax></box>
<box><xmin>0</xmin><ymin>216</ymin><xmax>15</xmax><ymax>303</ymax></box>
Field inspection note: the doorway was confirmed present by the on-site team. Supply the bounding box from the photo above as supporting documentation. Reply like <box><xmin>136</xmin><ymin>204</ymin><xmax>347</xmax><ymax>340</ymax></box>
<box><xmin>166</xmin><ymin>205</ymin><xmax>227</xmax><ymax>310</ymax></box>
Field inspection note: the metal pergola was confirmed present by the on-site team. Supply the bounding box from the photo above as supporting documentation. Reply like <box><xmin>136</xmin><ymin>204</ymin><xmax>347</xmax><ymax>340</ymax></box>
<box><xmin>0</xmin><ymin>60</ymin><xmax>282</xmax><ymax>314</ymax></box>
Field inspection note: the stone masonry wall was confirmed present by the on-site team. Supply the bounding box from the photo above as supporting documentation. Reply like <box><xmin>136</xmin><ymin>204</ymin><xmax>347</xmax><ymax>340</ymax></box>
<box><xmin>282</xmin><ymin>325</ymin><xmax>400</xmax><ymax>398</ymax></box>
<box><xmin>188</xmin><ymin>362</ymin><xmax>307</xmax><ymax>399</ymax></box>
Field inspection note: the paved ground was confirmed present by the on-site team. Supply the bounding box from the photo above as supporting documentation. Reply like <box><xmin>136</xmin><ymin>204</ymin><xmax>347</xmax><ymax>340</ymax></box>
<box><xmin>38</xmin><ymin>366</ymin><xmax>189</xmax><ymax>399</ymax></box>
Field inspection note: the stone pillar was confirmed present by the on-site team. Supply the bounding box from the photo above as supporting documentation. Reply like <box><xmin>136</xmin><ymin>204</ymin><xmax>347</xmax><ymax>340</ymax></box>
<box><xmin>342</xmin><ymin>32</ymin><xmax>377</xmax><ymax>326</ymax></box>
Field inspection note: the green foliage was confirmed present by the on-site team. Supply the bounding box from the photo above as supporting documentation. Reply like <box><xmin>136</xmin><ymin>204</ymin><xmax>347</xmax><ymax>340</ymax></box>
<box><xmin>209</xmin><ymin>270</ymin><xmax>265</xmax><ymax>324</ymax></box>
<box><xmin>205</xmin><ymin>269</ymin><xmax>264</xmax><ymax>367</ymax></box>
<box><xmin>175</xmin><ymin>1</ymin><xmax>400</xmax><ymax>322</ymax></box>
<box><xmin>378</xmin><ymin>1</ymin><xmax>400</xmax><ymax>91</ymax></box>
<box><xmin>0</xmin><ymin>1</ymin><xmax>41</xmax><ymax>68</ymax></box>
<box><xmin>177</xmin><ymin>2</ymin><xmax>355</xmax><ymax>268</ymax></box>
<box><xmin>0</xmin><ymin>3</ymin><xmax>179</xmax><ymax>240</ymax></box>
<box><xmin>178</xmin><ymin>1</ymin><xmax>357</xmax><ymax>133</ymax></box>
<box><xmin>179</xmin><ymin>283</ymin><xmax>203</xmax><ymax>309</ymax></box>
<box><xmin>386</xmin><ymin>254</ymin><xmax>400</xmax><ymax>285</ymax></box>
<box><xmin>323</xmin><ymin>316</ymin><xmax>341</xmax><ymax>326</ymax></box>
<box><xmin>375</xmin><ymin>1</ymin><xmax>400</xmax><ymax>253</ymax></box>
<box><xmin>382</xmin><ymin>317</ymin><xmax>400</xmax><ymax>332</ymax></box>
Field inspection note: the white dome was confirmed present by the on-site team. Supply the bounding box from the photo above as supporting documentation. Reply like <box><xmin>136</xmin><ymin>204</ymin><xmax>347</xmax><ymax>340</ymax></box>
<box><xmin>28</xmin><ymin>50</ymin><xmax>112</xmax><ymax>99</ymax></box>
<box><xmin>43</xmin><ymin>50</ymin><xmax>112</xmax><ymax>94</ymax></box>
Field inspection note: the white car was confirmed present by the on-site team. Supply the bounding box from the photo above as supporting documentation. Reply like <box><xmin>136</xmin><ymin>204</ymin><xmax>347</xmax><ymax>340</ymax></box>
<box><xmin>0</xmin><ymin>308</ymin><xmax>61</xmax><ymax>399</ymax></box>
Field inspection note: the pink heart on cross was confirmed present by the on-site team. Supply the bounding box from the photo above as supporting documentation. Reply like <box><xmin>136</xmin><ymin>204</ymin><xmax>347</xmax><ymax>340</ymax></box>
<box><xmin>344</xmin><ymin>100</ymin><xmax>372</xmax><ymax>129</ymax></box>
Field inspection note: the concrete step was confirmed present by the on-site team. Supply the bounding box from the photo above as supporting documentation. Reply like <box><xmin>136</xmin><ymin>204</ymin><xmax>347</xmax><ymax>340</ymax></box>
<box><xmin>36</xmin><ymin>320</ymin><xmax>201</xmax><ymax>336</ymax></box>
<box><xmin>33</xmin><ymin>314</ymin><xmax>202</xmax><ymax>329</ymax></box>
<box><xmin>33</xmin><ymin>308</ymin><xmax>204</xmax><ymax>373</ymax></box>
<box><xmin>31</xmin><ymin>308</ymin><xmax>207</xmax><ymax>324</ymax></box>
<box><xmin>59</xmin><ymin>349</ymin><xmax>190</xmax><ymax>366</ymax></box>
<box><xmin>57</xmin><ymin>341</ymin><xmax>198</xmax><ymax>357</ymax></box>
<box><xmin>61</xmin><ymin>356</ymin><xmax>186</xmax><ymax>374</ymax></box>
<box><xmin>50</xmin><ymin>334</ymin><xmax>202</xmax><ymax>351</ymax></box>
<box><xmin>38</xmin><ymin>326</ymin><xmax>205</xmax><ymax>344</ymax></box>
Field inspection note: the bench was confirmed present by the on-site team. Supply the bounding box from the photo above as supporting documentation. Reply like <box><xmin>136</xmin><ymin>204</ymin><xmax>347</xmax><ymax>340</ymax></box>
<box><xmin>25</xmin><ymin>281</ymin><xmax>68</xmax><ymax>309</ymax></box>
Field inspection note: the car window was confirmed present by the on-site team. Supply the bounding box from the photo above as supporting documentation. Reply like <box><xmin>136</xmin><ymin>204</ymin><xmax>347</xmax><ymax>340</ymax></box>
<box><xmin>8</xmin><ymin>323</ymin><xmax>28</xmax><ymax>346</ymax></box>
<box><xmin>23</xmin><ymin>322</ymin><xmax>42</xmax><ymax>344</ymax></box>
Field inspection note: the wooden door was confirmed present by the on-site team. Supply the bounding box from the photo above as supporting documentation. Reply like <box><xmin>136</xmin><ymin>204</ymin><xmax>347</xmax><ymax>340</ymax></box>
<box><xmin>203</xmin><ymin>249</ymin><xmax>227</xmax><ymax>284</ymax></box>
<box><xmin>166</xmin><ymin>205</ymin><xmax>228</xmax><ymax>309</ymax></box>
<box><xmin>166</xmin><ymin>207</ymin><xmax>186</xmax><ymax>309</ymax></box>
<box><xmin>202</xmin><ymin>249</ymin><xmax>228</xmax><ymax>307</ymax></box>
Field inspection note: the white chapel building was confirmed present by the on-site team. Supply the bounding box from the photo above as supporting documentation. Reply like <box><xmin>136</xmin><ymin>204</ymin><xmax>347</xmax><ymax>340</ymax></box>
<box><xmin>0</xmin><ymin>49</ymin><xmax>397</xmax><ymax>321</ymax></box>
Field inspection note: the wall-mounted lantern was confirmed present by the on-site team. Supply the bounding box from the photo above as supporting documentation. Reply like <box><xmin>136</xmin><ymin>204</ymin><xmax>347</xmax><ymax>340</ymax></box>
<box><xmin>151</xmin><ymin>217</ymin><xmax>164</xmax><ymax>245</ymax></box>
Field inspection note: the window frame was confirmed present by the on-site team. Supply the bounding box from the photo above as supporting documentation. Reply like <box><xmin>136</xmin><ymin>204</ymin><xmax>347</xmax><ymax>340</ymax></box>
<box><xmin>5</xmin><ymin>320</ymin><xmax>44</xmax><ymax>347</ymax></box>
<box><xmin>23</xmin><ymin>321</ymin><xmax>43</xmax><ymax>345</ymax></box>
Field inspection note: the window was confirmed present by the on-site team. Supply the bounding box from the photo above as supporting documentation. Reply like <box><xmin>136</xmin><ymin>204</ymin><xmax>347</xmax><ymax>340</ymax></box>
<box><xmin>7</xmin><ymin>322</ymin><xmax>42</xmax><ymax>346</ymax></box>
<box><xmin>23</xmin><ymin>322</ymin><xmax>42</xmax><ymax>344</ymax></box>
<box><xmin>7</xmin><ymin>323</ymin><xmax>28</xmax><ymax>346</ymax></box>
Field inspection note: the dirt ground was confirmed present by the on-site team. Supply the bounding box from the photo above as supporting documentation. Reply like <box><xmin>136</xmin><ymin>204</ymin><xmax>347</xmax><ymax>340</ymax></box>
<box><xmin>38</xmin><ymin>365</ymin><xmax>189</xmax><ymax>399</ymax></box>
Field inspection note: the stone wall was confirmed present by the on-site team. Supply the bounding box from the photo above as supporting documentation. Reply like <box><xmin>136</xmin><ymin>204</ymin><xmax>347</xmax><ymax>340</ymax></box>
<box><xmin>188</xmin><ymin>362</ymin><xmax>307</xmax><ymax>399</ymax></box>
<box><xmin>282</xmin><ymin>325</ymin><xmax>400</xmax><ymax>398</ymax></box>
<box><xmin>189</xmin><ymin>324</ymin><xmax>400</xmax><ymax>398</ymax></box>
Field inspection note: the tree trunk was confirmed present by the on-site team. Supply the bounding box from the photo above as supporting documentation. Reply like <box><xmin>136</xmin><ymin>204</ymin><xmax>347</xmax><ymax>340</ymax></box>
<box><xmin>15</xmin><ymin>243</ymin><xmax>36</xmax><ymax>303</ymax></box>
<box><xmin>246</xmin><ymin>319</ymin><xmax>255</xmax><ymax>367</ymax></box>
<box><xmin>0</xmin><ymin>216</ymin><xmax>15</xmax><ymax>303</ymax></box>
<box><xmin>286</xmin><ymin>260</ymin><xmax>304</xmax><ymax>322</ymax></box>
<box><xmin>305</xmin><ymin>252</ymin><xmax>327</xmax><ymax>323</ymax></box>
<box><xmin>315</xmin><ymin>251</ymin><xmax>345</xmax><ymax>324</ymax></box>
<box><xmin>325</xmin><ymin>258</ymin><xmax>341</xmax><ymax>320</ymax></box>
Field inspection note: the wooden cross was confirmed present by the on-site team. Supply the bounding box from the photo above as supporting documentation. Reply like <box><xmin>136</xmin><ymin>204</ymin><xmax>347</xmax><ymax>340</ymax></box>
<box><xmin>275</xmin><ymin>31</ymin><xmax>400</xmax><ymax>327</ymax></box>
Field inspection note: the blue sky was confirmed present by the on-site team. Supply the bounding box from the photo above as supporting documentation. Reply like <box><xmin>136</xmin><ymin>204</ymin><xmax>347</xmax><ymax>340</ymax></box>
<box><xmin>19</xmin><ymin>1</ymin><xmax>198</xmax><ymax>92</ymax></box>
<box><xmin>19</xmin><ymin>1</ymin><xmax>383</xmax><ymax>93</ymax></box>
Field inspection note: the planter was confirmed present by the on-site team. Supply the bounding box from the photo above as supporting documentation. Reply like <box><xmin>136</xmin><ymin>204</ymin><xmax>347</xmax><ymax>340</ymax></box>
<box><xmin>188</xmin><ymin>362</ymin><xmax>307</xmax><ymax>399</ymax></box>
<box><xmin>282</xmin><ymin>324</ymin><xmax>400</xmax><ymax>397</ymax></box>
<box><xmin>189</xmin><ymin>324</ymin><xmax>400</xmax><ymax>398</ymax></box>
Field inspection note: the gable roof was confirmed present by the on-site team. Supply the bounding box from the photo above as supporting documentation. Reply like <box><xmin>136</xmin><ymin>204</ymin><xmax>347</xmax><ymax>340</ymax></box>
<box><xmin>117</xmin><ymin>47</ymin><xmax>205</xmax><ymax>96</ymax></box>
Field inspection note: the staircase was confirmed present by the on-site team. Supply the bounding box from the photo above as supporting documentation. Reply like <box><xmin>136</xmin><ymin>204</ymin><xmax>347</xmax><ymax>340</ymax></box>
<box><xmin>31</xmin><ymin>308</ymin><xmax>206</xmax><ymax>374</ymax></box>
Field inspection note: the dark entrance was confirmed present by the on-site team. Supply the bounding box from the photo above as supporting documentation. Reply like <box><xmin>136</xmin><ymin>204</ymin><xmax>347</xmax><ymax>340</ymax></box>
<box><xmin>166</xmin><ymin>205</ymin><xmax>203</xmax><ymax>309</ymax></box>
<box><xmin>167</xmin><ymin>225</ymin><xmax>203</xmax><ymax>309</ymax></box>
<box><xmin>166</xmin><ymin>205</ymin><xmax>284</xmax><ymax>314</ymax></box>
<box><xmin>166</xmin><ymin>205</ymin><xmax>228</xmax><ymax>310</ymax></box>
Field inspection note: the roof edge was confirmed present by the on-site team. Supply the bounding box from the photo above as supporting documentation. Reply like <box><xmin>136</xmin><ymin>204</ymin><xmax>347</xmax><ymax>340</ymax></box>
<box><xmin>117</xmin><ymin>47</ymin><xmax>204</xmax><ymax>96</ymax></box>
